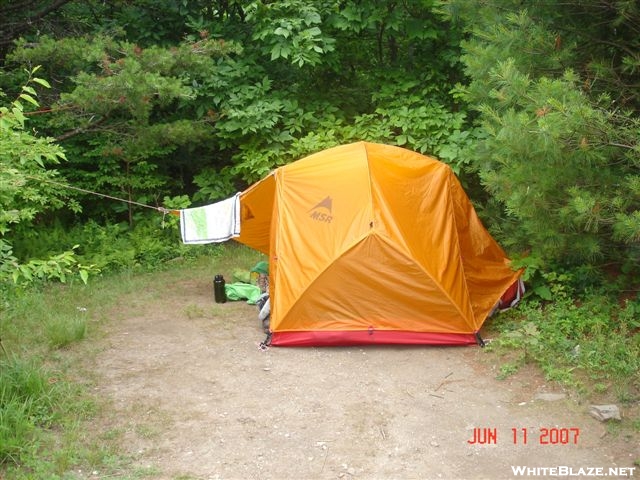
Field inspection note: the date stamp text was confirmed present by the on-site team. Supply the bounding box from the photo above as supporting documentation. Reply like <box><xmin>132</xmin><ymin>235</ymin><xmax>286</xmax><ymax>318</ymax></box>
<box><xmin>467</xmin><ymin>427</ymin><xmax>581</xmax><ymax>445</ymax></box>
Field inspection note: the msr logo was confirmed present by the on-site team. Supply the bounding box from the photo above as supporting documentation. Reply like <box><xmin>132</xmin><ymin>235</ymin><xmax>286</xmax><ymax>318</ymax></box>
<box><xmin>309</xmin><ymin>196</ymin><xmax>333</xmax><ymax>223</ymax></box>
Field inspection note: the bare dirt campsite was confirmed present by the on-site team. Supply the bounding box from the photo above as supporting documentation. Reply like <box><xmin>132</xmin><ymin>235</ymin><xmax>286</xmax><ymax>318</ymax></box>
<box><xmin>81</xmin><ymin>262</ymin><xmax>639</xmax><ymax>480</ymax></box>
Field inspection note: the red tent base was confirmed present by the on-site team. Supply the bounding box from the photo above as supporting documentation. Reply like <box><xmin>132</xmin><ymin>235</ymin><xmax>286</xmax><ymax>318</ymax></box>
<box><xmin>269</xmin><ymin>330</ymin><xmax>479</xmax><ymax>347</ymax></box>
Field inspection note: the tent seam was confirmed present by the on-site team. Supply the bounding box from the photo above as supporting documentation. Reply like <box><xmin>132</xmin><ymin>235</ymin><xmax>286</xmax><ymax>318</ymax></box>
<box><xmin>443</xmin><ymin>168</ymin><xmax>477</xmax><ymax>329</ymax></box>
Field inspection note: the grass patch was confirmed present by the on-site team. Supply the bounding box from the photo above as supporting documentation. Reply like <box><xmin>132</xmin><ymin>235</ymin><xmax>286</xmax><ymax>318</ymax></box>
<box><xmin>486</xmin><ymin>295</ymin><xmax>640</xmax><ymax>403</ymax></box>
<box><xmin>0</xmin><ymin>358</ymin><xmax>57</xmax><ymax>465</ymax></box>
<box><xmin>45</xmin><ymin>315</ymin><xmax>88</xmax><ymax>349</ymax></box>
<box><xmin>0</xmin><ymin>356</ymin><xmax>102</xmax><ymax>477</ymax></box>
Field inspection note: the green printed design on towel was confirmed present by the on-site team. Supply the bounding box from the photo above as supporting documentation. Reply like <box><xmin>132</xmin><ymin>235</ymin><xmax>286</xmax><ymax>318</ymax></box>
<box><xmin>190</xmin><ymin>208</ymin><xmax>208</xmax><ymax>239</ymax></box>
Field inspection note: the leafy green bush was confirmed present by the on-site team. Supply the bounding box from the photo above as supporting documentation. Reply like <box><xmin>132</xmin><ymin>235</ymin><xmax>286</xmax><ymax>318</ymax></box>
<box><xmin>10</xmin><ymin>248</ymin><xmax>98</xmax><ymax>285</ymax></box>
<box><xmin>9</xmin><ymin>205</ymin><xmax>219</xmax><ymax>277</ymax></box>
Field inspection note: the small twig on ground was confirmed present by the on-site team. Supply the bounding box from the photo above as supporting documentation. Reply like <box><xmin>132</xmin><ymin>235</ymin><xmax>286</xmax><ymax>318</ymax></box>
<box><xmin>434</xmin><ymin>372</ymin><xmax>453</xmax><ymax>392</ymax></box>
<box><xmin>321</xmin><ymin>445</ymin><xmax>329</xmax><ymax>473</ymax></box>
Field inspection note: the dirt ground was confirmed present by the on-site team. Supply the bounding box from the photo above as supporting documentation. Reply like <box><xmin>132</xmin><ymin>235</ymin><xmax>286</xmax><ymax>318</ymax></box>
<box><xmin>88</xmin><ymin>274</ymin><xmax>639</xmax><ymax>480</ymax></box>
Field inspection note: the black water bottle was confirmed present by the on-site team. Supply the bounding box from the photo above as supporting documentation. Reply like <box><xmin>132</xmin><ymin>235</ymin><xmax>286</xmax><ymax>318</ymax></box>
<box><xmin>214</xmin><ymin>274</ymin><xmax>227</xmax><ymax>303</ymax></box>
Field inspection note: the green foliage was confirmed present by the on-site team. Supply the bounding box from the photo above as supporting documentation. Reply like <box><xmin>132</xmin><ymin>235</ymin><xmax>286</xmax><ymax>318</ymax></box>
<box><xmin>488</xmin><ymin>294</ymin><xmax>640</xmax><ymax>399</ymax></box>
<box><xmin>476</xmin><ymin>66</ymin><xmax>638</xmax><ymax>268</ymax></box>
<box><xmin>345</xmin><ymin>76</ymin><xmax>470</xmax><ymax>170</ymax></box>
<box><xmin>246</xmin><ymin>0</ymin><xmax>336</xmax><ymax>67</ymax></box>
<box><xmin>0</xmin><ymin>358</ymin><xmax>62</xmax><ymax>466</ymax></box>
<box><xmin>0</xmin><ymin>67</ymin><xmax>68</xmax><ymax>236</ymax></box>
<box><xmin>0</xmin><ymin>240</ymin><xmax>18</xmax><ymax>286</ymax></box>
<box><xmin>0</xmin><ymin>68</ymin><xmax>99</xmax><ymax>288</ymax></box>
<box><xmin>10</xmin><ymin>209</ymin><xmax>220</xmax><ymax>277</ymax></box>
<box><xmin>10</xmin><ymin>247</ymin><xmax>99</xmax><ymax>286</ymax></box>
<box><xmin>192</xmin><ymin>167</ymin><xmax>237</xmax><ymax>202</ymax></box>
<box><xmin>213</xmin><ymin>0</ymin><xmax>468</xmax><ymax>182</ymax></box>
<box><xmin>8</xmin><ymin>34</ymin><xmax>243</xmax><ymax>223</ymax></box>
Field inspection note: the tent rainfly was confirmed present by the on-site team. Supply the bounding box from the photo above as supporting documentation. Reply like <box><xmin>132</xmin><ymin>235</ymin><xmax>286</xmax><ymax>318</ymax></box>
<box><xmin>183</xmin><ymin>142</ymin><xmax>524</xmax><ymax>346</ymax></box>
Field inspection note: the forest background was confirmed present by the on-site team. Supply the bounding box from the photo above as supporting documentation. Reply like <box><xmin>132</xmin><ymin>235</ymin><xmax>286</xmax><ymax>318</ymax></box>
<box><xmin>0</xmin><ymin>0</ymin><xmax>639</xmax><ymax>475</ymax></box>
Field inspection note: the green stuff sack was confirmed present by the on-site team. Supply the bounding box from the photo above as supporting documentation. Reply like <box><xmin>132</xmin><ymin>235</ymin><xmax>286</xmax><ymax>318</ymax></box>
<box><xmin>224</xmin><ymin>282</ymin><xmax>261</xmax><ymax>304</ymax></box>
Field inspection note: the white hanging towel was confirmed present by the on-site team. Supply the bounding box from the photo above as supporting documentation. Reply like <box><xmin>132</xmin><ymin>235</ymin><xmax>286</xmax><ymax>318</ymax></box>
<box><xmin>180</xmin><ymin>193</ymin><xmax>241</xmax><ymax>244</ymax></box>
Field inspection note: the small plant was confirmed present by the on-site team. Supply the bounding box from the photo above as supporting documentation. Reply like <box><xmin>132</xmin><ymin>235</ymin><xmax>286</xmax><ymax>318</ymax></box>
<box><xmin>593</xmin><ymin>383</ymin><xmax>609</xmax><ymax>394</ymax></box>
<box><xmin>496</xmin><ymin>362</ymin><xmax>520</xmax><ymax>380</ymax></box>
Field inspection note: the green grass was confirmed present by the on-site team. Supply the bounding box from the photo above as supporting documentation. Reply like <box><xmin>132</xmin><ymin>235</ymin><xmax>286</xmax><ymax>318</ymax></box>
<box><xmin>0</xmin><ymin>356</ymin><xmax>100</xmax><ymax>477</ymax></box>
<box><xmin>0</xmin><ymin>358</ymin><xmax>53</xmax><ymax>465</ymax></box>
<box><xmin>485</xmin><ymin>294</ymin><xmax>640</xmax><ymax>404</ymax></box>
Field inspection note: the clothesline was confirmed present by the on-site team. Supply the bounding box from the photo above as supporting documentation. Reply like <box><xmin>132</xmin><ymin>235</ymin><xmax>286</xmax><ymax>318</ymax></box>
<box><xmin>24</xmin><ymin>174</ymin><xmax>180</xmax><ymax>216</ymax></box>
<box><xmin>22</xmin><ymin>174</ymin><xmax>240</xmax><ymax>244</ymax></box>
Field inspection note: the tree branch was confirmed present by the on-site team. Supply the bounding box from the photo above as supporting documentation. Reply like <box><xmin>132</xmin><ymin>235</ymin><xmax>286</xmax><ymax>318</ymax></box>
<box><xmin>55</xmin><ymin>115</ymin><xmax>107</xmax><ymax>142</ymax></box>
<box><xmin>0</xmin><ymin>0</ymin><xmax>74</xmax><ymax>49</ymax></box>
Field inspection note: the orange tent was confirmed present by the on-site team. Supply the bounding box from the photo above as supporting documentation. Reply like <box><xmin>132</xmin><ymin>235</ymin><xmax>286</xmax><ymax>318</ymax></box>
<box><xmin>236</xmin><ymin>142</ymin><xmax>522</xmax><ymax>346</ymax></box>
